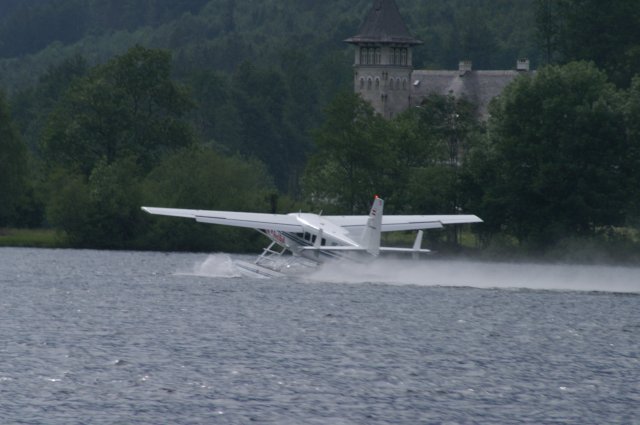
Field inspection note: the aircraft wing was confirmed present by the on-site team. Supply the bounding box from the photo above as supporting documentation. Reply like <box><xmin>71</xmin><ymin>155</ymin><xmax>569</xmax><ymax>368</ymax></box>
<box><xmin>324</xmin><ymin>214</ymin><xmax>483</xmax><ymax>232</ymax></box>
<box><xmin>141</xmin><ymin>207</ymin><xmax>304</xmax><ymax>232</ymax></box>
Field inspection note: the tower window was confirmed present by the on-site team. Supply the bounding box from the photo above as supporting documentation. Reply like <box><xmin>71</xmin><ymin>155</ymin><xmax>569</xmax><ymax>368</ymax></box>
<box><xmin>391</xmin><ymin>48</ymin><xmax>408</xmax><ymax>65</ymax></box>
<box><xmin>360</xmin><ymin>47</ymin><xmax>382</xmax><ymax>65</ymax></box>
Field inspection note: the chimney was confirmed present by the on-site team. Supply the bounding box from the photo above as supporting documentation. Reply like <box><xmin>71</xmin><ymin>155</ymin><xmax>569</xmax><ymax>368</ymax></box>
<box><xmin>517</xmin><ymin>58</ymin><xmax>530</xmax><ymax>72</ymax></box>
<box><xmin>458</xmin><ymin>60</ymin><xmax>472</xmax><ymax>76</ymax></box>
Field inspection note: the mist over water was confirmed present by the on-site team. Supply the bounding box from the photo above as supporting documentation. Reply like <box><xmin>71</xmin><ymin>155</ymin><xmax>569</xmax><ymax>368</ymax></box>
<box><xmin>306</xmin><ymin>258</ymin><xmax>640</xmax><ymax>293</ymax></box>
<box><xmin>186</xmin><ymin>254</ymin><xmax>640</xmax><ymax>294</ymax></box>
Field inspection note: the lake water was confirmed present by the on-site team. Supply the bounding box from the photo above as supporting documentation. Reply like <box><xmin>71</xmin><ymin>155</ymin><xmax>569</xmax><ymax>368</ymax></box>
<box><xmin>1</xmin><ymin>247</ymin><xmax>639</xmax><ymax>424</ymax></box>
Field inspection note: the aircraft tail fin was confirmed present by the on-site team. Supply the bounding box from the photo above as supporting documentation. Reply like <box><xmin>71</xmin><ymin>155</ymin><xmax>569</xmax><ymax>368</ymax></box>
<box><xmin>361</xmin><ymin>196</ymin><xmax>383</xmax><ymax>256</ymax></box>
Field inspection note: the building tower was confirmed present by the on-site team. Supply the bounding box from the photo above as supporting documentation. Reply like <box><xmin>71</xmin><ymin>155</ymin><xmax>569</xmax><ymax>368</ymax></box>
<box><xmin>345</xmin><ymin>0</ymin><xmax>422</xmax><ymax>118</ymax></box>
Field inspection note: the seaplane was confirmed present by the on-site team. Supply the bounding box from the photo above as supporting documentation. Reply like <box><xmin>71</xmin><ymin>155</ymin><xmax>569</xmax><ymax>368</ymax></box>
<box><xmin>141</xmin><ymin>197</ymin><xmax>482</xmax><ymax>278</ymax></box>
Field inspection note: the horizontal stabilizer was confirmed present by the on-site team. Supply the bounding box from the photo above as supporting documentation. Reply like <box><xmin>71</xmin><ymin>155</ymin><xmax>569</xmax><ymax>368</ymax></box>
<box><xmin>379</xmin><ymin>247</ymin><xmax>431</xmax><ymax>254</ymax></box>
<box><xmin>325</xmin><ymin>214</ymin><xmax>481</xmax><ymax>232</ymax></box>
<box><xmin>300</xmin><ymin>246</ymin><xmax>431</xmax><ymax>254</ymax></box>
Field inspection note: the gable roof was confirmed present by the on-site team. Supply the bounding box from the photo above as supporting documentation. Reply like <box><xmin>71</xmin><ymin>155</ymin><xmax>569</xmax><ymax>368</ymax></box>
<box><xmin>345</xmin><ymin>0</ymin><xmax>422</xmax><ymax>45</ymax></box>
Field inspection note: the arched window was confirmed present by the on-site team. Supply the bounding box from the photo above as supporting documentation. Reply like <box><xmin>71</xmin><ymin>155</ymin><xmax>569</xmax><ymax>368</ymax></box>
<box><xmin>402</xmin><ymin>78</ymin><xmax>407</xmax><ymax>90</ymax></box>
<box><xmin>375</xmin><ymin>78</ymin><xmax>380</xmax><ymax>89</ymax></box>
<box><xmin>367</xmin><ymin>48</ymin><xmax>373</xmax><ymax>65</ymax></box>
<box><xmin>367</xmin><ymin>78</ymin><xmax>372</xmax><ymax>90</ymax></box>
<box><xmin>401</xmin><ymin>49</ymin><xmax>407</xmax><ymax>65</ymax></box>
<box><xmin>360</xmin><ymin>78</ymin><xmax>365</xmax><ymax>89</ymax></box>
<box><xmin>375</xmin><ymin>48</ymin><xmax>381</xmax><ymax>64</ymax></box>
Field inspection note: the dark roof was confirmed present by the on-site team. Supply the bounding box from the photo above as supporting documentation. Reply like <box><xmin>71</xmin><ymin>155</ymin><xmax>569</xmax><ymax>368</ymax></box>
<box><xmin>345</xmin><ymin>0</ymin><xmax>422</xmax><ymax>45</ymax></box>
<box><xmin>411</xmin><ymin>70</ymin><xmax>527</xmax><ymax>119</ymax></box>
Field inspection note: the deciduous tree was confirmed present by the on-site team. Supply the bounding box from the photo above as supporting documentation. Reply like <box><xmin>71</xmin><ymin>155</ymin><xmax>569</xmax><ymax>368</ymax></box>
<box><xmin>303</xmin><ymin>92</ymin><xmax>390</xmax><ymax>214</ymax></box>
<box><xmin>42</xmin><ymin>46</ymin><xmax>194</xmax><ymax>176</ymax></box>
<box><xmin>0</xmin><ymin>90</ymin><xmax>28</xmax><ymax>226</ymax></box>
<box><xmin>481</xmin><ymin>62</ymin><xmax>628</xmax><ymax>246</ymax></box>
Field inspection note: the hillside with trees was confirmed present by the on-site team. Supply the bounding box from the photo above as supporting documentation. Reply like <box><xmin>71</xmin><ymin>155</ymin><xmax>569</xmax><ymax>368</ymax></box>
<box><xmin>1</xmin><ymin>0</ymin><xmax>640</xmax><ymax>261</ymax></box>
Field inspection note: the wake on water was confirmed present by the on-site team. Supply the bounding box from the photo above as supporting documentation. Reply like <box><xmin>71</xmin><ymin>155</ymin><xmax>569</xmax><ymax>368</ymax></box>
<box><xmin>182</xmin><ymin>254</ymin><xmax>640</xmax><ymax>294</ymax></box>
<box><xmin>176</xmin><ymin>253</ymin><xmax>242</xmax><ymax>278</ymax></box>
<box><xmin>307</xmin><ymin>258</ymin><xmax>640</xmax><ymax>293</ymax></box>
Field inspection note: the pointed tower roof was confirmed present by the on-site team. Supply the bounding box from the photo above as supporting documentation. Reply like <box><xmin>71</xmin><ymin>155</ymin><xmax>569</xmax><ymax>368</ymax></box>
<box><xmin>345</xmin><ymin>0</ymin><xmax>422</xmax><ymax>45</ymax></box>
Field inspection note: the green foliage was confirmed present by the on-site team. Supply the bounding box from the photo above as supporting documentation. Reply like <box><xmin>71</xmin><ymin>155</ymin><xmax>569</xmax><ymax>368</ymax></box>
<box><xmin>535</xmin><ymin>0</ymin><xmax>640</xmax><ymax>86</ymax></box>
<box><xmin>622</xmin><ymin>76</ymin><xmax>640</xmax><ymax>223</ymax></box>
<box><xmin>228</xmin><ymin>61</ymin><xmax>304</xmax><ymax>191</ymax></box>
<box><xmin>45</xmin><ymin>158</ymin><xmax>143</xmax><ymax>248</ymax></box>
<box><xmin>304</xmin><ymin>92</ymin><xmax>390</xmax><ymax>213</ymax></box>
<box><xmin>384</xmin><ymin>94</ymin><xmax>482</xmax><ymax>215</ymax></box>
<box><xmin>304</xmin><ymin>91</ymin><xmax>482</xmax><ymax>221</ymax></box>
<box><xmin>0</xmin><ymin>0</ymin><xmax>536</xmax><ymax>95</ymax></box>
<box><xmin>42</xmin><ymin>46</ymin><xmax>195</xmax><ymax>176</ymax></box>
<box><xmin>0</xmin><ymin>90</ymin><xmax>28</xmax><ymax>226</ymax></box>
<box><xmin>45</xmin><ymin>168</ymin><xmax>92</xmax><ymax>245</ymax></box>
<box><xmin>10</xmin><ymin>55</ymin><xmax>88</xmax><ymax>152</ymax></box>
<box><xmin>0</xmin><ymin>228</ymin><xmax>62</xmax><ymax>248</ymax></box>
<box><xmin>140</xmin><ymin>146</ymin><xmax>276</xmax><ymax>251</ymax></box>
<box><xmin>479</xmin><ymin>62</ymin><xmax>629</xmax><ymax>246</ymax></box>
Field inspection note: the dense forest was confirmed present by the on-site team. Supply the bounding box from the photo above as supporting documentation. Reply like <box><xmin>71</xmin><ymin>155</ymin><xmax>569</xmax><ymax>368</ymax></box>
<box><xmin>1</xmin><ymin>0</ymin><xmax>640</xmax><ymax>261</ymax></box>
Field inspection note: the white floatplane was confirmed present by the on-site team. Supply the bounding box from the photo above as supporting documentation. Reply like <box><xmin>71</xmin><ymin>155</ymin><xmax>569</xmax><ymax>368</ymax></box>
<box><xmin>141</xmin><ymin>197</ymin><xmax>482</xmax><ymax>277</ymax></box>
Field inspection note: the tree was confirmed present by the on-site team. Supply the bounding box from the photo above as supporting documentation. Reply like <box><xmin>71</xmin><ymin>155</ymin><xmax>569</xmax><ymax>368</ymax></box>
<box><xmin>534</xmin><ymin>0</ymin><xmax>562</xmax><ymax>64</ymax></box>
<box><xmin>623</xmin><ymin>75</ymin><xmax>640</xmax><ymax>224</ymax></box>
<box><xmin>45</xmin><ymin>158</ymin><xmax>143</xmax><ymax>248</ymax></box>
<box><xmin>480</xmin><ymin>62</ymin><xmax>629</xmax><ymax>246</ymax></box>
<box><xmin>402</xmin><ymin>95</ymin><xmax>481</xmax><ymax>217</ymax></box>
<box><xmin>10</xmin><ymin>54</ymin><xmax>88</xmax><ymax>151</ymax></box>
<box><xmin>40</xmin><ymin>46</ymin><xmax>196</xmax><ymax>247</ymax></box>
<box><xmin>0</xmin><ymin>90</ymin><xmax>28</xmax><ymax>226</ymax></box>
<box><xmin>228</xmin><ymin>61</ymin><xmax>303</xmax><ymax>192</ymax></box>
<box><xmin>303</xmin><ymin>92</ymin><xmax>390</xmax><ymax>214</ymax></box>
<box><xmin>537</xmin><ymin>0</ymin><xmax>640</xmax><ymax>86</ymax></box>
<box><xmin>140</xmin><ymin>145</ymin><xmax>275</xmax><ymax>251</ymax></box>
<box><xmin>42</xmin><ymin>45</ymin><xmax>195</xmax><ymax>176</ymax></box>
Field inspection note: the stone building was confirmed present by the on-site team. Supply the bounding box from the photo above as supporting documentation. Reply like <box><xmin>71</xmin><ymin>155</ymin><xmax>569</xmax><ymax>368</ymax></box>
<box><xmin>346</xmin><ymin>0</ymin><xmax>532</xmax><ymax>119</ymax></box>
